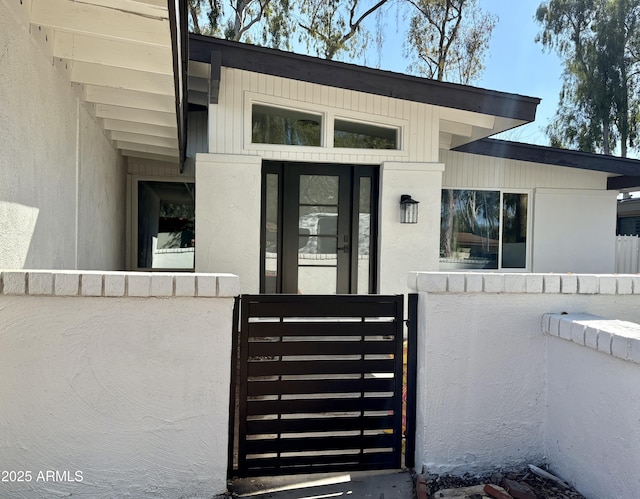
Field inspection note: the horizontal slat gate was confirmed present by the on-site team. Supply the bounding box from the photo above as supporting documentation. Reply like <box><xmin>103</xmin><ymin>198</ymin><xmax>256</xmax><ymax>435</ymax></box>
<box><xmin>234</xmin><ymin>294</ymin><xmax>404</xmax><ymax>477</ymax></box>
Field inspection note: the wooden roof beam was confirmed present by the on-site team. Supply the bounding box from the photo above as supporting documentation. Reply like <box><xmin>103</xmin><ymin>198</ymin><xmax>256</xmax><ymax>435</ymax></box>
<box><xmin>30</xmin><ymin>0</ymin><xmax>171</xmax><ymax>47</ymax></box>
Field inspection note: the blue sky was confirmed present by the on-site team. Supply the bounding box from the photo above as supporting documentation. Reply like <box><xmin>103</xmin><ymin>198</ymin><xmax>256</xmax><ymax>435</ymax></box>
<box><xmin>363</xmin><ymin>0</ymin><xmax>564</xmax><ymax>146</ymax></box>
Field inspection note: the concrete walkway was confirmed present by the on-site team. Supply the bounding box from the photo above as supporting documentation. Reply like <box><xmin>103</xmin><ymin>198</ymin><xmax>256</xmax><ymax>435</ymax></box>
<box><xmin>230</xmin><ymin>469</ymin><xmax>415</xmax><ymax>498</ymax></box>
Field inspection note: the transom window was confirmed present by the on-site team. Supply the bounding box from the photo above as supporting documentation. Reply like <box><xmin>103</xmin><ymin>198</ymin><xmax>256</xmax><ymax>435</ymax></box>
<box><xmin>250</xmin><ymin>102</ymin><xmax>402</xmax><ymax>150</ymax></box>
<box><xmin>334</xmin><ymin>119</ymin><xmax>398</xmax><ymax>149</ymax></box>
<box><xmin>252</xmin><ymin>104</ymin><xmax>322</xmax><ymax>146</ymax></box>
<box><xmin>440</xmin><ymin>189</ymin><xmax>529</xmax><ymax>270</ymax></box>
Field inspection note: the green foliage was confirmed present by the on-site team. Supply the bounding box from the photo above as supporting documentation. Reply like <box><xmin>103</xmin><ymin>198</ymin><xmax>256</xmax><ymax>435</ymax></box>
<box><xmin>295</xmin><ymin>0</ymin><xmax>390</xmax><ymax>60</ymax></box>
<box><xmin>536</xmin><ymin>0</ymin><xmax>640</xmax><ymax>156</ymax></box>
<box><xmin>404</xmin><ymin>0</ymin><xmax>497</xmax><ymax>84</ymax></box>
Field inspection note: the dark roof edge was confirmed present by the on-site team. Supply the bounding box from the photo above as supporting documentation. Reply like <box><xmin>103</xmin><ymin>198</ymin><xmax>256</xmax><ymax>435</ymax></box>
<box><xmin>453</xmin><ymin>138</ymin><xmax>640</xmax><ymax>177</ymax></box>
<box><xmin>188</xmin><ymin>34</ymin><xmax>540</xmax><ymax>123</ymax></box>
<box><xmin>169</xmin><ymin>0</ymin><xmax>189</xmax><ymax>171</ymax></box>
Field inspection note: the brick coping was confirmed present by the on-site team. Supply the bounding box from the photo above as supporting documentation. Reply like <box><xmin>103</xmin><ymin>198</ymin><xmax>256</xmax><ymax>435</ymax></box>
<box><xmin>543</xmin><ymin>313</ymin><xmax>640</xmax><ymax>365</ymax></box>
<box><xmin>0</xmin><ymin>270</ymin><xmax>240</xmax><ymax>298</ymax></box>
<box><xmin>409</xmin><ymin>272</ymin><xmax>640</xmax><ymax>295</ymax></box>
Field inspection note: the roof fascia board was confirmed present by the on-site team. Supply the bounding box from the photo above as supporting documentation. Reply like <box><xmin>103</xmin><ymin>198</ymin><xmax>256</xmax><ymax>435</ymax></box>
<box><xmin>189</xmin><ymin>34</ymin><xmax>540</xmax><ymax>123</ymax></box>
<box><xmin>608</xmin><ymin>176</ymin><xmax>640</xmax><ymax>190</ymax></box>
<box><xmin>454</xmin><ymin>138</ymin><xmax>640</xmax><ymax>177</ymax></box>
<box><xmin>168</xmin><ymin>0</ymin><xmax>189</xmax><ymax>172</ymax></box>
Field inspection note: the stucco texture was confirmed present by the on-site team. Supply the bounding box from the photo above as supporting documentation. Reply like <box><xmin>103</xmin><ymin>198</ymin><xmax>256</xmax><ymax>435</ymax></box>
<box><xmin>0</xmin><ymin>294</ymin><xmax>232</xmax><ymax>498</ymax></box>
<box><xmin>414</xmin><ymin>281</ymin><xmax>640</xmax><ymax>498</ymax></box>
<box><xmin>0</xmin><ymin>6</ymin><xmax>125</xmax><ymax>270</ymax></box>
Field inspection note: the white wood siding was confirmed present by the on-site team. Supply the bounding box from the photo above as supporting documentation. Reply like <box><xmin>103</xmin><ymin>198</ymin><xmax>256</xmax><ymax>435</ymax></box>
<box><xmin>209</xmin><ymin>67</ymin><xmax>440</xmax><ymax>163</ymax></box>
<box><xmin>440</xmin><ymin>149</ymin><xmax>609</xmax><ymax>190</ymax></box>
<box><xmin>616</xmin><ymin>235</ymin><xmax>640</xmax><ymax>273</ymax></box>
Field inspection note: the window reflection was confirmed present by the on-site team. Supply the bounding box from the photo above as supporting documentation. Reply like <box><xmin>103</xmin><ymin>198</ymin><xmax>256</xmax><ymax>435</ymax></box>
<box><xmin>252</xmin><ymin>105</ymin><xmax>322</xmax><ymax>146</ymax></box>
<box><xmin>137</xmin><ymin>181</ymin><xmax>195</xmax><ymax>270</ymax></box>
<box><xmin>440</xmin><ymin>189</ymin><xmax>527</xmax><ymax>270</ymax></box>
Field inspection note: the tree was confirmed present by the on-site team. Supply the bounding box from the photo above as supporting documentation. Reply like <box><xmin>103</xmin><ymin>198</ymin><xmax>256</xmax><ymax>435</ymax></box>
<box><xmin>536</xmin><ymin>0</ymin><xmax>640</xmax><ymax>156</ymax></box>
<box><xmin>404</xmin><ymin>0</ymin><xmax>497</xmax><ymax>84</ymax></box>
<box><xmin>296</xmin><ymin>0</ymin><xmax>390</xmax><ymax>60</ymax></box>
<box><xmin>188</xmin><ymin>0</ymin><xmax>389</xmax><ymax>59</ymax></box>
<box><xmin>188</xmin><ymin>0</ymin><xmax>282</xmax><ymax>44</ymax></box>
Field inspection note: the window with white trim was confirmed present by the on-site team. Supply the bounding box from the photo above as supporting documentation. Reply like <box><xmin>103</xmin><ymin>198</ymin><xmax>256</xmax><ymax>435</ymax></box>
<box><xmin>251</xmin><ymin>104</ymin><xmax>322</xmax><ymax>146</ymax></box>
<box><xmin>440</xmin><ymin>189</ymin><xmax>529</xmax><ymax>270</ymax></box>
<box><xmin>333</xmin><ymin>119</ymin><xmax>398</xmax><ymax>149</ymax></box>
<box><xmin>248</xmin><ymin>99</ymin><xmax>404</xmax><ymax>151</ymax></box>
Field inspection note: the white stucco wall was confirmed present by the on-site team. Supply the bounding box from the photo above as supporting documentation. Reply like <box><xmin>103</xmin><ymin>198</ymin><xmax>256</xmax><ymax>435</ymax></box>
<box><xmin>532</xmin><ymin>188</ymin><xmax>618</xmax><ymax>273</ymax></box>
<box><xmin>378</xmin><ymin>162</ymin><xmax>444</xmax><ymax>295</ymax></box>
<box><xmin>544</xmin><ymin>314</ymin><xmax>640</xmax><ymax>499</ymax></box>
<box><xmin>0</xmin><ymin>6</ymin><xmax>125</xmax><ymax>270</ymax></box>
<box><xmin>409</xmin><ymin>272</ymin><xmax>640</xmax><ymax>491</ymax></box>
<box><xmin>0</xmin><ymin>270</ymin><xmax>238</xmax><ymax>498</ymax></box>
<box><xmin>195</xmin><ymin>153</ymin><xmax>262</xmax><ymax>293</ymax></box>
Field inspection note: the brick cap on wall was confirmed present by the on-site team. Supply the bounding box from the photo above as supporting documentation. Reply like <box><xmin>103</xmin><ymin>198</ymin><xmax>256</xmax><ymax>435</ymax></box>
<box><xmin>0</xmin><ymin>270</ymin><xmax>240</xmax><ymax>298</ymax></box>
<box><xmin>408</xmin><ymin>272</ymin><xmax>640</xmax><ymax>295</ymax></box>
<box><xmin>543</xmin><ymin>313</ymin><xmax>640</xmax><ymax>365</ymax></box>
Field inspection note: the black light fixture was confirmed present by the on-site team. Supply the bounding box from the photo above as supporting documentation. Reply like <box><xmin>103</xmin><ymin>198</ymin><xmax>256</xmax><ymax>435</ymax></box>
<box><xmin>400</xmin><ymin>194</ymin><xmax>419</xmax><ymax>224</ymax></box>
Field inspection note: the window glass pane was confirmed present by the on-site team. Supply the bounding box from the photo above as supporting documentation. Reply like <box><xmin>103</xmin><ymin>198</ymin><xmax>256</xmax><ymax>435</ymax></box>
<box><xmin>252</xmin><ymin>104</ymin><xmax>321</xmax><ymax>146</ymax></box>
<box><xmin>137</xmin><ymin>181</ymin><xmax>195</xmax><ymax>269</ymax></box>
<box><xmin>264</xmin><ymin>173</ymin><xmax>279</xmax><ymax>293</ymax></box>
<box><xmin>358</xmin><ymin>177</ymin><xmax>372</xmax><ymax>293</ymax></box>
<box><xmin>334</xmin><ymin>119</ymin><xmax>398</xmax><ymax>149</ymax></box>
<box><xmin>502</xmin><ymin>193</ymin><xmax>528</xmax><ymax>268</ymax></box>
<box><xmin>439</xmin><ymin>189</ymin><xmax>499</xmax><ymax>270</ymax></box>
<box><xmin>299</xmin><ymin>175</ymin><xmax>339</xmax><ymax>205</ymax></box>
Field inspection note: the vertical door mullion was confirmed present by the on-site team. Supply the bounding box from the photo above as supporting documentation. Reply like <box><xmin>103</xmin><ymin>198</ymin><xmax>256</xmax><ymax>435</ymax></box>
<box><xmin>337</xmin><ymin>167</ymin><xmax>352</xmax><ymax>294</ymax></box>
<box><xmin>282</xmin><ymin>167</ymin><xmax>300</xmax><ymax>294</ymax></box>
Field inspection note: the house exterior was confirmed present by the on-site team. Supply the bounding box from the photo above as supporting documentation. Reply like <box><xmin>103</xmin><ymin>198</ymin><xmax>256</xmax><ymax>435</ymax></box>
<box><xmin>3</xmin><ymin>1</ymin><xmax>640</xmax><ymax>294</ymax></box>
<box><xmin>4</xmin><ymin>3</ymin><xmax>640</xmax><ymax>497</ymax></box>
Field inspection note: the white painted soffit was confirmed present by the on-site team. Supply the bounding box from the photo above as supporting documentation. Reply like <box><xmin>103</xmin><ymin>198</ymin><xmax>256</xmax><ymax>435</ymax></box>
<box><xmin>9</xmin><ymin>0</ymin><xmax>181</xmax><ymax>165</ymax></box>
<box><xmin>438</xmin><ymin>108</ymin><xmax>526</xmax><ymax>150</ymax></box>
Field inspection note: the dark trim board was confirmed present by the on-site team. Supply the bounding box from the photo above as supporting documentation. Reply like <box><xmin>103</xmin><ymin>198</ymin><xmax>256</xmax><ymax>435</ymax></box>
<box><xmin>189</xmin><ymin>35</ymin><xmax>540</xmax><ymax>122</ymax></box>
<box><xmin>608</xmin><ymin>176</ymin><xmax>640</xmax><ymax>191</ymax></box>
<box><xmin>455</xmin><ymin>138</ymin><xmax>640</xmax><ymax>180</ymax></box>
<box><xmin>168</xmin><ymin>0</ymin><xmax>189</xmax><ymax>172</ymax></box>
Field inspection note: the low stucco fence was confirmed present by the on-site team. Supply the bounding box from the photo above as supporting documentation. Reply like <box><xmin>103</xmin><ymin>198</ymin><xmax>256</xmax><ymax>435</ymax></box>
<box><xmin>409</xmin><ymin>272</ymin><xmax>640</xmax><ymax>499</ymax></box>
<box><xmin>0</xmin><ymin>270</ymin><xmax>238</xmax><ymax>499</ymax></box>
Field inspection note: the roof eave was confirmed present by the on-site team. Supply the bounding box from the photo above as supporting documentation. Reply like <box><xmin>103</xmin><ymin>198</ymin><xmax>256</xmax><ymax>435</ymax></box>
<box><xmin>454</xmin><ymin>138</ymin><xmax>640</xmax><ymax>181</ymax></box>
<box><xmin>189</xmin><ymin>35</ymin><xmax>540</xmax><ymax>123</ymax></box>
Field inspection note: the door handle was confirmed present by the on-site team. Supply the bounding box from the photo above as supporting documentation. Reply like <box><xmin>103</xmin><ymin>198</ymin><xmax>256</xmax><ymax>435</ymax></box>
<box><xmin>337</xmin><ymin>235</ymin><xmax>350</xmax><ymax>253</ymax></box>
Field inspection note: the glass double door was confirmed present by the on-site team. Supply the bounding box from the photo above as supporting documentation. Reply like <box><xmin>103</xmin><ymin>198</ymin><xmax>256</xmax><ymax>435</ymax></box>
<box><xmin>261</xmin><ymin>162</ymin><xmax>378</xmax><ymax>294</ymax></box>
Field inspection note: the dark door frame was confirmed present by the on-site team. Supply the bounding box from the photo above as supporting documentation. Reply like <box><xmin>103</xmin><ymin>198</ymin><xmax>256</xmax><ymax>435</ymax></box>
<box><xmin>260</xmin><ymin>161</ymin><xmax>379</xmax><ymax>294</ymax></box>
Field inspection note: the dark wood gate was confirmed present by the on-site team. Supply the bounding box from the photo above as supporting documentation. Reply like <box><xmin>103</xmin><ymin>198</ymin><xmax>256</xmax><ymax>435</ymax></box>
<box><xmin>229</xmin><ymin>294</ymin><xmax>412</xmax><ymax>477</ymax></box>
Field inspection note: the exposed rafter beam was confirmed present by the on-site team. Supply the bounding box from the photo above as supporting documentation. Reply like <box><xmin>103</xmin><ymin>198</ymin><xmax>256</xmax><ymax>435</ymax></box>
<box><xmin>71</xmin><ymin>61</ymin><xmax>174</xmax><ymax>95</ymax></box>
<box><xmin>439</xmin><ymin>108</ymin><xmax>495</xmax><ymax>130</ymax></box>
<box><xmin>439</xmin><ymin>132</ymin><xmax>453</xmax><ymax>150</ymax></box>
<box><xmin>121</xmin><ymin>149</ymin><xmax>180</xmax><ymax>163</ymax></box>
<box><xmin>53</xmin><ymin>32</ymin><xmax>173</xmax><ymax>75</ymax></box>
<box><xmin>116</xmin><ymin>140</ymin><xmax>179</xmax><ymax>157</ymax></box>
<box><xmin>71</xmin><ymin>0</ymin><xmax>167</xmax><ymax>17</ymax></box>
<box><xmin>84</xmin><ymin>85</ymin><xmax>175</xmax><ymax>112</ymax></box>
<box><xmin>102</xmin><ymin>118</ymin><xmax>177</xmax><ymax>138</ymax></box>
<box><xmin>110</xmin><ymin>130</ymin><xmax>179</xmax><ymax>148</ymax></box>
<box><xmin>94</xmin><ymin>104</ymin><xmax>177</xmax><ymax>127</ymax></box>
<box><xmin>440</xmin><ymin>119</ymin><xmax>473</xmax><ymax>138</ymax></box>
<box><xmin>30</xmin><ymin>0</ymin><xmax>171</xmax><ymax>47</ymax></box>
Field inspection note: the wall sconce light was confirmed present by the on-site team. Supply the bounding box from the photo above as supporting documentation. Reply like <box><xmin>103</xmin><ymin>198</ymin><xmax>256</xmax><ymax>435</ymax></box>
<box><xmin>400</xmin><ymin>194</ymin><xmax>419</xmax><ymax>224</ymax></box>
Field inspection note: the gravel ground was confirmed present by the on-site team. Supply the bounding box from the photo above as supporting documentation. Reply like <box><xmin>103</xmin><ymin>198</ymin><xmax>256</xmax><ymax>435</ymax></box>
<box><xmin>426</xmin><ymin>467</ymin><xmax>586</xmax><ymax>498</ymax></box>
